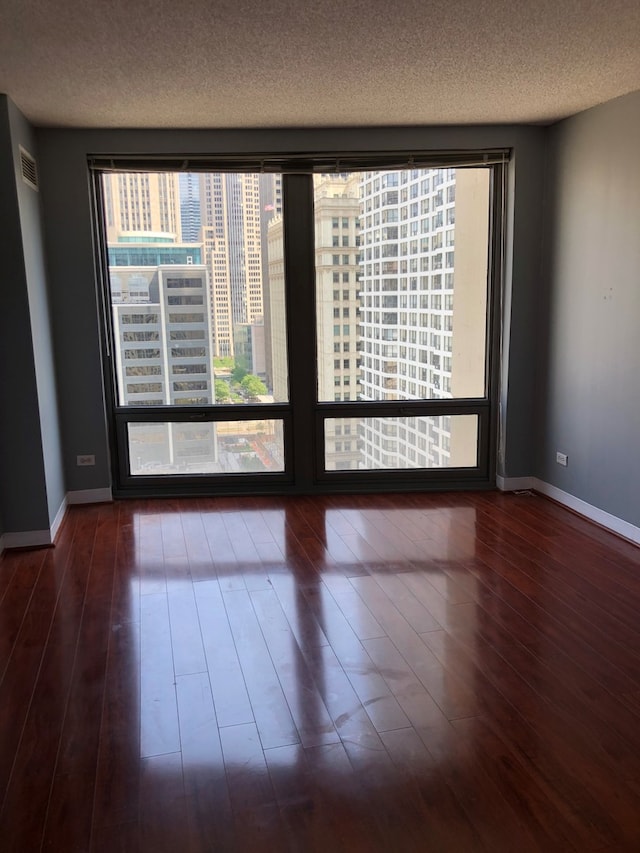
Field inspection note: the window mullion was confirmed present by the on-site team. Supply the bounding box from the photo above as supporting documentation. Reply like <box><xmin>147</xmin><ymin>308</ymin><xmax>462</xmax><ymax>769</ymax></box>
<box><xmin>281</xmin><ymin>174</ymin><xmax>317</xmax><ymax>490</ymax></box>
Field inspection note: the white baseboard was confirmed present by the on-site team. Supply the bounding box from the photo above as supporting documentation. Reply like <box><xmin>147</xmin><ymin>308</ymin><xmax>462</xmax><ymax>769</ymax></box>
<box><xmin>0</xmin><ymin>489</ymin><xmax>113</xmax><ymax>555</ymax></box>
<box><xmin>496</xmin><ymin>475</ymin><xmax>535</xmax><ymax>492</ymax></box>
<box><xmin>66</xmin><ymin>488</ymin><xmax>113</xmax><ymax>505</ymax></box>
<box><xmin>50</xmin><ymin>497</ymin><xmax>68</xmax><ymax>541</ymax></box>
<box><xmin>0</xmin><ymin>529</ymin><xmax>53</xmax><ymax>551</ymax></box>
<box><xmin>532</xmin><ymin>479</ymin><xmax>640</xmax><ymax>546</ymax></box>
<box><xmin>496</xmin><ymin>475</ymin><xmax>640</xmax><ymax>546</ymax></box>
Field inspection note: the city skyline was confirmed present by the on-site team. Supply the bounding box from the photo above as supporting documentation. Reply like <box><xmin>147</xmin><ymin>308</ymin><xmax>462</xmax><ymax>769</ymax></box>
<box><xmin>102</xmin><ymin>165</ymin><xmax>490</xmax><ymax>473</ymax></box>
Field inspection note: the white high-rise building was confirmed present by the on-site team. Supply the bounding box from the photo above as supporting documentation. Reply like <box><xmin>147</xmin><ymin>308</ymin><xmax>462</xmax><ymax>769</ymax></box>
<box><xmin>357</xmin><ymin>167</ymin><xmax>488</xmax><ymax>469</ymax></box>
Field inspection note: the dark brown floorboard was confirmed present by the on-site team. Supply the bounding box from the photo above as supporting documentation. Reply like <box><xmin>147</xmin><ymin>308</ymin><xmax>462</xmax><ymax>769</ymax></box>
<box><xmin>1</xmin><ymin>491</ymin><xmax>640</xmax><ymax>851</ymax></box>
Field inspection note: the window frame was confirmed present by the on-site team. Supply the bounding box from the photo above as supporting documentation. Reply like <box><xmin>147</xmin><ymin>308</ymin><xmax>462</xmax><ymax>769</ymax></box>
<box><xmin>90</xmin><ymin>152</ymin><xmax>506</xmax><ymax>496</ymax></box>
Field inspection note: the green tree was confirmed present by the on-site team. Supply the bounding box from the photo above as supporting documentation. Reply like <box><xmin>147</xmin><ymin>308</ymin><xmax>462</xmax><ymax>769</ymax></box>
<box><xmin>231</xmin><ymin>365</ymin><xmax>248</xmax><ymax>384</ymax></box>
<box><xmin>241</xmin><ymin>374</ymin><xmax>268</xmax><ymax>397</ymax></box>
<box><xmin>213</xmin><ymin>356</ymin><xmax>235</xmax><ymax>371</ymax></box>
<box><xmin>214</xmin><ymin>379</ymin><xmax>231</xmax><ymax>401</ymax></box>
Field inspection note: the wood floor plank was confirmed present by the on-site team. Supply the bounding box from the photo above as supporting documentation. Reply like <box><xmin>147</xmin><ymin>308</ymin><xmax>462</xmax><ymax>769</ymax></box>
<box><xmin>41</xmin><ymin>505</ymin><xmax>119</xmax><ymax>853</ymax></box>
<box><xmin>198</xmin><ymin>505</ymin><xmax>245</xmax><ymax>591</ymax></box>
<box><xmin>222</xmin><ymin>588</ymin><xmax>300</xmax><ymax>749</ymax></box>
<box><xmin>452</xmin><ymin>550</ymin><xmax>636</xmax><ymax>698</ymax></box>
<box><xmin>250</xmin><ymin>588</ymin><xmax>340</xmax><ymax>748</ymax></box>
<box><xmin>136</xmin><ymin>511</ymin><xmax>166</xmax><ymax>596</ymax></box>
<box><xmin>300</xmin><ymin>582</ymin><xmax>411</xmax><ymax>733</ymax></box>
<box><xmin>0</xmin><ymin>548</ymin><xmax>22</xmax><ymax>604</ymax></box>
<box><xmin>339</xmin><ymin>720</ymin><xmax>459</xmax><ymax>851</ymax></box>
<box><xmin>300</xmin><ymin>640</ymin><xmax>388</xmax><ymax>745</ymax></box>
<box><xmin>166</xmin><ymin>576</ymin><xmax>207</xmax><ymax>677</ymax></box>
<box><xmin>193</xmin><ymin>579</ymin><xmax>253</xmax><ymax>728</ymax></box>
<box><xmin>91</xmin><ymin>621</ymin><xmax>141</xmax><ymax>832</ymax></box>
<box><xmin>179</xmin><ymin>506</ymin><xmax>215</xmax><ymax>581</ymax></box>
<box><xmin>219</xmin><ymin>722</ymin><xmax>287</xmax><ymax>851</ymax></box>
<box><xmin>321</xmin><ymin>572</ymin><xmax>386</xmax><ymax>640</ymax></box>
<box><xmin>264</xmin><ymin>743</ymin><xmax>350</xmax><ymax>852</ymax></box>
<box><xmin>355</xmin><ymin>571</ymin><xmax>441</xmax><ymax>633</ymax></box>
<box><xmin>268</xmin><ymin>573</ymin><xmax>331</xmax><ymax>651</ymax></box>
<box><xmin>380</xmin><ymin>726</ymin><xmax>486</xmax><ymax>853</ymax></box>
<box><xmin>160</xmin><ymin>504</ymin><xmax>188</xmax><ymax>560</ymax></box>
<box><xmin>0</xmin><ymin>506</ymin><xmax>99</xmax><ymax>849</ymax></box>
<box><xmin>223</xmin><ymin>511</ymin><xmax>271</xmax><ymax>591</ymax></box>
<box><xmin>0</xmin><ymin>549</ymin><xmax>46</xmax><ymax>684</ymax></box>
<box><xmin>139</xmin><ymin>752</ymin><xmax>189</xmax><ymax>853</ymax></box>
<box><xmin>110</xmin><ymin>503</ymin><xmax>140</xmax><ymax>627</ymax></box>
<box><xmin>139</xmin><ymin>591</ymin><xmax>180</xmax><ymax>758</ymax></box>
<box><xmin>176</xmin><ymin>671</ymin><xmax>235</xmax><ymax>851</ymax></box>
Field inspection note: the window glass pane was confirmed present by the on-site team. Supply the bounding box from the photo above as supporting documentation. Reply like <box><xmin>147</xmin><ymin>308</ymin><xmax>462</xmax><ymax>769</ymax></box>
<box><xmin>127</xmin><ymin>420</ymin><xmax>285</xmax><ymax>475</ymax></box>
<box><xmin>102</xmin><ymin>172</ymin><xmax>287</xmax><ymax>406</ymax></box>
<box><xmin>324</xmin><ymin>415</ymin><xmax>478</xmax><ymax>470</ymax></box>
<box><xmin>314</xmin><ymin>169</ymin><xmax>489</xmax><ymax>403</ymax></box>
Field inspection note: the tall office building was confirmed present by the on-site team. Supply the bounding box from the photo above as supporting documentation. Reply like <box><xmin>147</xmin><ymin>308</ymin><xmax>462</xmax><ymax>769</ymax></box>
<box><xmin>200</xmin><ymin>173</ymin><xmax>266</xmax><ymax>358</ymax></box>
<box><xmin>259</xmin><ymin>173</ymin><xmax>282</xmax><ymax>393</ymax></box>
<box><xmin>313</xmin><ymin>174</ymin><xmax>362</xmax><ymax>469</ymax></box>
<box><xmin>266</xmin><ymin>215</ymin><xmax>288</xmax><ymax>403</ymax></box>
<box><xmin>179</xmin><ymin>173</ymin><xmax>201</xmax><ymax>242</ymax></box>
<box><xmin>102</xmin><ymin>173</ymin><xmax>182</xmax><ymax>242</ymax></box>
<box><xmin>357</xmin><ymin>167</ymin><xmax>488</xmax><ymax>469</ymax></box>
<box><xmin>110</xmin><ymin>262</ymin><xmax>217</xmax><ymax>472</ymax></box>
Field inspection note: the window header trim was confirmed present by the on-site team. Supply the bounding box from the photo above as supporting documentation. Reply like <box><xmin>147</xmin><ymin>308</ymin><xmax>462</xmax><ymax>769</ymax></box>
<box><xmin>88</xmin><ymin>149</ymin><xmax>510</xmax><ymax>174</ymax></box>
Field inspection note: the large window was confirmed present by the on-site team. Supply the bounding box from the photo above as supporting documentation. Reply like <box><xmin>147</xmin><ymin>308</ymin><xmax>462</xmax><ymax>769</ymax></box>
<box><xmin>99</xmin><ymin>171</ymin><xmax>290</xmax><ymax>487</ymax></box>
<box><xmin>93</xmin><ymin>155</ymin><xmax>504</xmax><ymax>495</ymax></box>
<box><xmin>314</xmin><ymin>168</ymin><xmax>490</xmax><ymax>476</ymax></box>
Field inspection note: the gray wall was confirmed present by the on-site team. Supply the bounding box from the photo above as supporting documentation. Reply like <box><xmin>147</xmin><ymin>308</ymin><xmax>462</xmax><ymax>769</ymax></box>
<box><xmin>36</xmin><ymin>124</ymin><xmax>546</xmax><ymax>494</ymax></box>
<box><xmin>0</xmin><ymin>96</ymin><xmax>51</xmax><ymax>535</ymax></box>
<box><xmin>499</xmin><ymin>138</ymin><xmax>547</xmax><ymax>478</ymax></box>
<box><xmin>6</xmin><ymin>99</ymin><xmax>65</xmax><ymax>528</ymax></box>
<box><xmin>537</xmin><ymin>90</ymin><xmax>640</xmax><ymax>525</ymax></box>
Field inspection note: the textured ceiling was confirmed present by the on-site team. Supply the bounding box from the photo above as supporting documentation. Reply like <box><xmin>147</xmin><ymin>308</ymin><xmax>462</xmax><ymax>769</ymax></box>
<box><xmin>1</xmin><ymin>0</ymin><xmax>640</xmax><ymax>128</ymax></box>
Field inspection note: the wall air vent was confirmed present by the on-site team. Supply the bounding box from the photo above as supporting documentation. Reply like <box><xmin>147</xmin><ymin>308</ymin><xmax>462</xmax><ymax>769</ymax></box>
<box><xmin>19</xmin><ymin>146</ymin><xmax>39</xmax><ymax>191</ymax></box>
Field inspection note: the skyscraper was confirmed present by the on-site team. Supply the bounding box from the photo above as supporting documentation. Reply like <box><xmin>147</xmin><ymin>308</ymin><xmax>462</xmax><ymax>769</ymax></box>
<box><xmin>102</xmin><ymin>172</ymin><xmax>182</xmax><ymax>243</ymax></box>
<box><xmin>179</xmin><ymin>173</ymin><xmax>201</xmax><ymax>242</ymax></box>
<box><xmin>200</xmin><ymin>173</ymin><xmax>266</xmax><ymax>357</ymax></box>
<box><xmin>259</xmin><ymin>173</ymin><xmax>282</xmax><ymax>393</ymax></box>
<box><xmin>110</xmin><ymin>260</ymin><xmax>217</xmax><ymax>472</ymax></box>
<box><xmin>312</xmin><ymin>174</ymin><xmax>362</xmax><ymax>469</ymax></box>
<box><xmin>357</xmin><ymin>167</ymin><xmax>488</xmax><ymax>469</ymax></box>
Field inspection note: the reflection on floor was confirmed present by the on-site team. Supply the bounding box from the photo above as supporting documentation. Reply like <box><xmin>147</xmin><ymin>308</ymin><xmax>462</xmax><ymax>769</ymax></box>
<box><xmin>1</xmin><ymin>490</ymin><xmax>640</xmax><ymax>851</ymax></box>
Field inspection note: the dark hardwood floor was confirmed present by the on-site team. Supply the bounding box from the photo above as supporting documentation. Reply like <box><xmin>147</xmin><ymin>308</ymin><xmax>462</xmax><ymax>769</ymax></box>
<box><xmin>1</xmin><ymin>490</ymin><xmax>640</xmax><ymax>851</ymax></box>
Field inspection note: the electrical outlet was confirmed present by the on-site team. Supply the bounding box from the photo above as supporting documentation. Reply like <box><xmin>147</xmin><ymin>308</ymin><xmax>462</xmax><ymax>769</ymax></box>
<box><xmin>77</xmin><ymin>454</ymin><xmax>96</xmax><ymax>467</ymax></box>
<box><xmin>556</xmin><ymin>452</ymin><xmax>568</xmax><ymax>467</ymax></box>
